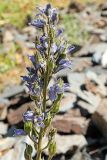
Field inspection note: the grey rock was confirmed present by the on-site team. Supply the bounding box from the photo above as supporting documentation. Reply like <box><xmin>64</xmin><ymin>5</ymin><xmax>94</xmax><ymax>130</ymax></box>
<box><xmin>77</xmin><ymin>90</ymin><xmax>101</xmax><ymax>108</ymax></box>
<box><xmin>0</xmin><ymin>85</ymin><xmax>25</xmax><ymax>98</ymax></box>
<box><xmin>92</xmin><ymin>51</ymin><xmax>102</xmax><ymax>64</ymax></box>
<box><xmin>0</xmin><ymin>137</ymin><xmax>18</xmax><ymax>151</ymax></box>
<box><xmin>78</xmin><ymin>100</ymin><xmax>99</xmax><ymax>114</ymax></box>
<box><xmin>14</xmin><ymin>34</ymin><xmax>28</xmax><ymax>42</ymax></box>
<box><xmin>100</xmin><ymin>34</ymin><xmax>107</xmax><ymax>42</ymax></box>
<box><xmin>0</xmin><ymin>137</ymin><xmax>26</xmax><ymax>160</ymax></box>
<box><xmin>91</xmin><ymin>43</ymin><xmax>107</xmax><ymax>64</ymax></box>
<box><xmin>0</xmin><ymin>136</ymin><xmax>35</xmax><ymax>160</ymax></box>
<box><xmin>0</xmin><ymin>98</ymin><xmax>9</xmax><ymax>106</ymax></box>
<box><xmin>43</xmin><ymin>134</ymin><xmax>87</xmax><ymax>154</ymax></box>
<box><xmin>101</xmin><ymin>49</ymin><xmax>107</xmax><ymax>68</ymax></box>
<box><xmin>67</xmin><ymin>72</ymin><xmax>85</xmax><ymax>92</ymax></box>
<box><xmin>59</xmin><ymin>93</ymin><xmax>77</xmax><ymax>112</ymax></box>
<box><xmin>71</xmin><ymin>149</ymin><xmax>93</xmax><ymax>160</ymax></box>
<box><xmin>85</xmin><ymin>66</ymin><xmax>107</xmax><ymax>75</ymax></box>
<box><xmin>86</xmin><ymin>70</ymin><xmax>107</xmax><ymax>96</ymax></box>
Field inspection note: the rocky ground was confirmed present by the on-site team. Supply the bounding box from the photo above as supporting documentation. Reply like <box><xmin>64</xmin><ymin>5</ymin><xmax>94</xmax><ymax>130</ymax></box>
<box><xmin>0</xmin><ymin>1</ymin><xmax>107</xmax><ymax>160</ymax></box>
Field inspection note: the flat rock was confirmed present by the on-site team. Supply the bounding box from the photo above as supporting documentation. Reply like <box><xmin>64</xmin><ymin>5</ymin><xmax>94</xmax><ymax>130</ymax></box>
<box><xmin>85</xmin><ymin>70</ymin><xmax>107</xmax><ymax>97</ymax></box>
<box><xmin>101</xmin><ymin>49</ymin><xmax>107</xmax><ymax>68</ymax></box>
<box><xmin>0</xmin><ymin>137</ymin><xmax>25</xmax><ymax>160</ymax></box>
<box><xmin>77</xmin><ymin>100</ymin><xmax>99</xmax><ymax>114</ymax></box>
<box><xmin>73</xmin><ymin>58</ymin><xmax>92</xmax><ymax>72</ymax></box>
<box><xmin>73</xmin><ymin>88</ymin><xmax>101</xmax><ymax>109</ymax></box>
<box><xmin>0</xmin><ymin>136</ymin><xmax>36</xmax><ymax>160</ymax></box>
<box><xmin>92</xmin><ymin>99</ymin><xmax>107</xmax><ymax>138</ymax></box>
<box><xmin>91</xmin><ymin>43</ymin><xmax>107</xmax><ymax>64</ymax></box>
<box><xmin>0</xmin><ymin>98</ymin><xmax>9</xmax><ymax>120</ymax></box>
<box><xmin>7</xmin><ymin>102</ymin><xmax>35</xmax><ymax>125</ymax></box>
<box><xmin>68</xmin><ymin>73</ymin><xmax>85</xmax><ymax>93</ymax></box>
<box><xmin>52</xmin><ymin>114</ymin><xmax>89</xmax><ymax>134</ymax></box>
<box><xmin>71</xmin><ymin>149</ymin><xmax>93</xmax><ymax>160</ymax></box>
<box><xmin>59</xmin><ymin>93</ymin><xmax>77</xmax><ymax>113</ymax></box>
<box><xmin>0</xmin><ymin>85</ymin><xmax>25</xmax><ymax>98</ymax></box>
<box><xmin>85</xmin><ymin>66</ymin><xmax>107</xmax><ymax>75</ymax></box>
<box><xmin>0</xmin><ymin>137</ymin><xmax>18</xmax><ymax>151</ymax></box>
<box><xmin>0</xmin><ymin>122</ymin><xmax>8</xmax><ymax>135</ymax></box>
<box><xmin>43</xmin><ymin>134</ymin><xmax>87</xmax><ymax>154</ymax></box>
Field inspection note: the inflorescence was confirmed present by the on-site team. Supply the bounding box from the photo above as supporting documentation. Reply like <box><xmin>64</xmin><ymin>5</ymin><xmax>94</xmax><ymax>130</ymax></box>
<box><xmin>14</xmin><ymin>4</ymin><xmax>75</xmax><ymax>160</ymax></box>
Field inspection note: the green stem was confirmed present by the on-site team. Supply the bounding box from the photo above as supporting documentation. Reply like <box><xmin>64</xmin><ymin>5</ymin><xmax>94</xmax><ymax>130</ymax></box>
<box><xmin>36</xmin><ymin>129</ymin><xmax>42</xmax><ymax>160</ymax></box>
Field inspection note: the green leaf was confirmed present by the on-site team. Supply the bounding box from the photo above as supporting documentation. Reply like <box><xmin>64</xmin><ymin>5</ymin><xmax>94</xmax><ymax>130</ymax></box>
<box><xmin>48</xmin><ymin>141</ymin><xmax>56</xmax><ymax>157</ymax></box>
<box><xmin>24</xmin><ymin>121</ymin><xmax>32</xmax><ymax>134</ymax></box>
<box><xmin>24</xmin><ymin>144</ymin><xmax>33</xmax><ymax>160</ymax></box>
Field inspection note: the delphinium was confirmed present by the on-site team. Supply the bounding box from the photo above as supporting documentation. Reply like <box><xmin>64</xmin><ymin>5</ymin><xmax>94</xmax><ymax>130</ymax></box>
<box><xmin>14</xmin><ymin>4</ymin><xmax>74</xmax><ymax>160</ymax></box>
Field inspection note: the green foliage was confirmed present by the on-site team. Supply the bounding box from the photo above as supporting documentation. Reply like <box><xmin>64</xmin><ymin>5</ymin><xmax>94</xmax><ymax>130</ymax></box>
<box><xmin>0</xmin><ymin>0</ymin><xmax>35</xmax><ymax>28</ymax></box>
<box><xmin>0</xmin><ymin>45</ymin><xmax>16</xmax><ymax>73</ymax></box>
<box><xmin>61</xmin><ymin>14</ymin><xmax>89</xmax><ymax>44</ymax></box>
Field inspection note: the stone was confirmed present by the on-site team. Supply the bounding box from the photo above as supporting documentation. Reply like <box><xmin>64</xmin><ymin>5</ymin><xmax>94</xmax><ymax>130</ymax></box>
<box><xmin>0</xmin><ymin>136</ymin><xmax>35</xmax><ymax>160</ymax></box>
<box><xmin>91</xmin><ymin>43</ymin><xmax>107</xmax><ymax>64</ymax></box>
<box><xmin>0</xmin><ymin>98</ymin><xmax>9</xmax><ymax>120</ymax></box>
<box><xmin>59</xmin><ymin>93</ymin><xmax>77</xmax><ymax>113</ymax></box>
<box><xmin>68</xmin><ymin>73</ymin><xmax>85</xmax><ymax>93</ymax></box>
<box><xmin>52</xmin><ymin>114</ymin><xmax>89</xmax><ymax>134</ymax></box>
<box><xmin>7</xmin><ymin>102</ymin><xmax>35</xmax><ymax>125</ymax></box>
<box><xmin>0</xmin><ymin>137</ymin><xmax>17</xmax><ymax>151</ymax></box>
<box><xmin>92</xmin><ymin>51</ymin><xmax>102</xmax><ymax>64</ymax></box>
<box><xmin>77</xmin><ymin>100</ymin><xmax>98</xmax><ymax>114</ymax></box>
<box><xmin>0</xmin><ymin>122</ymin><xmax>8</xmax><ymax>135</ymax></box>
<box><xmin>71</xmin><ymin>149</ymin><xmax>92</xmax><ymax>160</ymax></box>
<box><xmin>92</xmin><ymin>99</ymin><xmax>107</xmax><ymax>138</ymax></box>
<box><xmin>101</xmin><ymin>49</ymin><xmax>107</xmax><ymax>68</ymax></box>
<box><xmin>85</xmin><ymin>66</ymin><xmax>107</xmax><ymax>75</ymax></box>
<box><xmin>78</xmin><ymin>90</ymin><xmax>101</xmax><ymax>107</ymax></box>
<box><xmin>85</xmin><ymin>70</ymin><xmax>107</xmax><ymax>97</ymax></box>
<box><xmin>0</xmin><ymin>85</ymin><xmax>25</xmax><ymax>98</ymax></box>
<box><xmin>43</xmin><ymin>134</ymin><xmax>87</xmax><ymax>154</ymax></box>
<box><xmin>100</xmin><ymin>34</ymin><xmax>107</xmax><ymax>42</ymax></box>
<box><xmin>73</xmin><ymin>58</ymin><xmax>92</xmax><ymax>72</ymax></box>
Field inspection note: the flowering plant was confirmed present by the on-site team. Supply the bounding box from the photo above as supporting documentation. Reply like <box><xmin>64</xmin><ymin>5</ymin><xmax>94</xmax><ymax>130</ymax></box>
<box><xmin>14</xmin><ymin>4</ymin><xmax>74</xmax><ymax>160</ymax></box>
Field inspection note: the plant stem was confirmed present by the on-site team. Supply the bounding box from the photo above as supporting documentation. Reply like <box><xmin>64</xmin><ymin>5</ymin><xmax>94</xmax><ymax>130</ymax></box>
<box><xmin>36</xmin><ymin>129</ymin><xmax>42</xmax><ymax>160</ymax></box>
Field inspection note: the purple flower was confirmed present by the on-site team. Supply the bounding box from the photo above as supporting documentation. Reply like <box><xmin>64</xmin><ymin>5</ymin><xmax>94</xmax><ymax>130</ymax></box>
<box><xmin>26</xmin><ymin>84</ymin><xmax>42</xmax><ymax>96</ymax></box>
<box><xmin>49</xmin><ymin>86</ymin><xmax>57</xmax><ymax>101</ymax></box>
<box><xmin>28</xmin><ymin>55</ymin><xmax>36</xmax><ymax>66</ymax></box>
<box><xmin>51</xmin><ymin>43</ymin><xmax>57</xmax><ymax>54</ymax></box>
<box><xmin>51</xmin><ymin>9</ymin><xmax>58</xmax><ymax>23</ymax></box>
<box><xmin>26</xmin><ymin>67</ymin><xmax>35</xmax><ymax>74</ymax></box>
<box><xmin>22</xmin><ymin>74</ymin><xmax>38</xmax><ymax>84</ymax></box>
<box><xmin>31</xmin><ymin>19</ymin><xmax>46</xmax><ymax>29</ymax></box>
<box><xmin>23</xmin><ymin>111</ymin><xmax>34</xmax><ymax>121</ymax></box>
<box><xmin>67</xmin><ymin>46</ymin><xmax>75</xmax><ymax>54</ymax></box>
<box><xmin>14</xmin><ymin>129</ymin><xmax>26</xmax><ymax>136</ymax></box>
<box><xmin>56</xmin><ymin>29</ymin><xmax>63</xmax><ymax>37</ymax></box>
<box><xmin>38</xmin><ymin>121</ymin><xmax>45</xmax><ymax>128</ymax></box>
<box><xmin>44</xmin><ymin>4</ymin><xmax>51</xmax><ymax>16</ymax></box>
<box><xmin>49</xmin><ymin>82</ymin><xmax>68</xmax><ymax>102</ymax></box>
<box><xmin>40</xmin><ymin>36</ymin><xmax>48</xmax><ymax>48</ymax></box>
<box><xmin>36</xmin><ymin>44</ymin><xmax>46</xmax><ymax>54</ymax></box>
<box><xmin>57</xmin><ymin>59</ymin><xmax>72</xmax><ymax>71</ymax></box>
